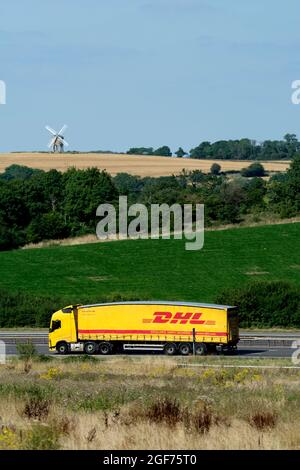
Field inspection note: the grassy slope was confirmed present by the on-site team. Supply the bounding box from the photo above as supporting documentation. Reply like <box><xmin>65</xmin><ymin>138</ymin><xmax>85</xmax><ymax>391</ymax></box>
<box><xmin>0</xmin><ymin>223</ymin><xmax>299</xmax><ymax>302</ymax></box>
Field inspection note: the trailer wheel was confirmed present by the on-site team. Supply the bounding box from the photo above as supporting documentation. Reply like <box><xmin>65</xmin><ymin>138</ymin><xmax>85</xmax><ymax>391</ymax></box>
<box><xmin>195</xmin><ymin>343</ymin><xmax>207</xmax><ymax>356</ymax></box>
<box><xmin>98</xmin><ymin>342</ymin><xmax>111</xmax><ymax>355</ymax></box>
<box><xmin>179</xmin><ymin>343</ymin><xmax>190</xmax><ymax>356</ymax></box>
<box><xmin>164</xmin><ymin>343</ymin><xmax>177</xmax><ymax>356</ymax></box>
<box><xmin>56</xmin><ymin>342</ymin><xmax>69</xmax><ymax>355</ymax></box>
<box><xmin>84</xmin><ymin>342</ymin><xmax>97</xmax><ymax>355</ymax></box>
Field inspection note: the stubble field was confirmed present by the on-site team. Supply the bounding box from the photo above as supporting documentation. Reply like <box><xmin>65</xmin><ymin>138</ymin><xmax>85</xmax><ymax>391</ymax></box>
<box><xmin>0</xmin><ymin>153</ymin><xmax>291</xmax><ymax>177</ymax></box>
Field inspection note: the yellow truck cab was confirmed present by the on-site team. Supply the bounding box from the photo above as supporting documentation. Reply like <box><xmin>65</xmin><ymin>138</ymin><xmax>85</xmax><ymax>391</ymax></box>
<box><xmin>48</xmin><ymin>305</ymin><xmax>79</xmax><ymax>354</ymax></box>
<box><xmin>49</xmin><ymin>301</ymin><xmax>239</xmax><ymax>355</ymax></box>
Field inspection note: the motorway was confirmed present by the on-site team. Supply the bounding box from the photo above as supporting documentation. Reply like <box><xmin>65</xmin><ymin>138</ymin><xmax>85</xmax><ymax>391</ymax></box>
<box><xmin>2</xmin><ymin>344</ymin><xmax>294</xmax><ymax>358</ymax></box>
<box><xmin>0</xmin><ymin>331</ymin><xmax>297</xmax><ymax>358</ymax></box>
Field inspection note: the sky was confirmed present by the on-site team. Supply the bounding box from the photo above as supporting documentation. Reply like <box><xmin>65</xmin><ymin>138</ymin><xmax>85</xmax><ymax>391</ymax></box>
<box><xmin>1</xmin><ymin>0</ymin><xmax>300</xmax><ymax>152</ymax></box>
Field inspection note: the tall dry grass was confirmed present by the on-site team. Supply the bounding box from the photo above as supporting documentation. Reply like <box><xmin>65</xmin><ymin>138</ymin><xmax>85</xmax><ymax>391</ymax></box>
<box><xmin>21</xmin><ymin>215</ymin><xmax>300</xmax><ymax>250</ymax></box>
<box><xmin>0</xmin><ymin>356</ymin><xmax>299</xmax><ymax>449</ymax></box>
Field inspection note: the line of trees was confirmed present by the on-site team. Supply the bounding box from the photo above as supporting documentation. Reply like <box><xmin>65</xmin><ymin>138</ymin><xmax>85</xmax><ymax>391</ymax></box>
<box><xmin>216</xmin><ymin>281</ymin><xmax>300</xmax><ymax>327</ymax></box>
<box><xmin>127</xmin><ymin>134</ymin><xmax>300</xmax><ymax>160</ymax></box>
<box><xmin>0</xmin><ymin>155</ymin><xmax>300</xmax><ymax>250</ymax></box>
<box><xmin>127</xmin><ymin>146</ymin><xmax>172</xmax><ymax>156</ymax></box>
<box><xmin>1</xmin><ymin>280</ymin><xmax>300</xmax><ymax>328</ymax></box>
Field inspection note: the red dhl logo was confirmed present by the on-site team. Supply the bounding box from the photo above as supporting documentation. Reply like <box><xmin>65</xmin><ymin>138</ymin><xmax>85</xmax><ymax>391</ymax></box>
<box><xmin>142</xmin><ymin>312</ymin><xmax>216</xmax><ymax>325</ymax></box>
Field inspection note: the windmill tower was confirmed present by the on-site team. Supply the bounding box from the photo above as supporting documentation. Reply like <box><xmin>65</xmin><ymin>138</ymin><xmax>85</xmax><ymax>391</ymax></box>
<box><xmin>46</xmin><ymin>125</ymin><xmax>69</xmax><ymax>153</ymax></box>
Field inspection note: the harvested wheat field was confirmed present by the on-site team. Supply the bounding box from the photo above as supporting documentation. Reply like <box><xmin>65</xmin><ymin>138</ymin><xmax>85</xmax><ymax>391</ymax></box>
<box><xmin>0</xmin><ymin>153</ymin><xmax>291</xmax><ymax>177</ymax></box>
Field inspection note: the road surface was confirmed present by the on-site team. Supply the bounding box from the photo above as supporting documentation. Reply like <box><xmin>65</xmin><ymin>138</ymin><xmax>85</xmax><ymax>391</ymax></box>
<box><xmin>2</xmin><ymin>343</ymin><xmax>295</xmax><ymax>359</ymax></box>
<box><xmin>0</xmin><ymin>331</ymin><xmax>298</xmax><ymax>358</ymax></box>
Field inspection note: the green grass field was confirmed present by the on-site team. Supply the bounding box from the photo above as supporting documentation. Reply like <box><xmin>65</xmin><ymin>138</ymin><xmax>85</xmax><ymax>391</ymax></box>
<box><xmin>0</xmin><ymin>222</ymin><xmax>299</xmax><ymax>303</ymax></box>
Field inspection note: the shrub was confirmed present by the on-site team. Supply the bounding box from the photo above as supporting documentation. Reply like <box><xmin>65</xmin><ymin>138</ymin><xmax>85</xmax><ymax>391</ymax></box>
<box><xmin>216</xmin><ymin>281</ymin><xmax>300</xmax><ymax>327</ymax></box>
<box><xmin>16</xmin><ymin>342</ymin><xmax>37</xmax><ymax>360</ymax></box>
<box><xmin>22</xmin><ymin>397</ymin><xmax>51</xmax><ymax>421</ymax></box>
<box><xmin>191</xmin><ymin>407</ymin><xmax>213</xmax><ymax>434</ymax></box>
<box><xmin>22</xmin><ymin>424</ymin><xmax>60</xmax><ymax>450</ymax></box>
<box><xmin>0</xmin><ymin>289</ymin><xmax>65</xmax><ymax>327</ymax></box>
<box><xmin>146</xmin><ymin>398</ymin><xmax>181</xmax><ymax>426</ymax></box>
<box><xmin>0</xmin><ymin>426</ymin><xmax>19</xmax><ymax>449</ymax></box>
<box><xmin>51</xmin><ymin>416</ymin><xmax>75</xmax><ymax>436</ymax></box>
<box><xmin>0</xmin><ymin>288</ymin><xmax>143</xmax><ymax>327</ymax></box>
<box><xmin>241</xmin><ymin>162</ymin><xmax>265</xmax><ymax>177</ymax></box>
<box><xmin>210</xmin><ymin>163</ymin><xmax>221</xmax><ymax>175</ymax></box>
<box><xmin>248</xmin><ymin>411</ymin><xmax>278</xmax><ymax>430</ymax></box>
<box><xmin>183</xmin><ymin>405</ymin><xmax>213</xmax><ymax>434</ymax></box>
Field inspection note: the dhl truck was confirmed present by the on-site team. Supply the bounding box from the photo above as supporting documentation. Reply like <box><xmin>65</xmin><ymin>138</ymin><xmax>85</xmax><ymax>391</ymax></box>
<box><xmin>49</xmin><ymin>301</ymin><xmax>239</xmax><ymax>355</ymax></box>
<box><xmin>49</xmin><ymin>301</ymin><xmax>239</xmax><ymax>356</ymax></box>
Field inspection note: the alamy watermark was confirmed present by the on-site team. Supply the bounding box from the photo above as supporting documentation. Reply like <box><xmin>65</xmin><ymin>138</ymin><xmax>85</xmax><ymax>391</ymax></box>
<box><xmin>0</xmin><ymin>80</ymin><xmax>6</xmax><ymax>105</ymax></box>
<box><xmin>0</xmin><ymin>341</ymin><xmax>6</xmax><ymax>364</ymax></box>
<box><xmin>291</xmin><ymin>340</ymin><xmax>300</xmax><ymax>365</ymax></box>
<box><xmin>291</xmin><ymin>80</ymin><xmax>300</xmax><ymax>104</ymax></box>
<box><xmin>96</xmin><ymin>196</ymin><xmax>204</xmax><ymax>251</ymax></box>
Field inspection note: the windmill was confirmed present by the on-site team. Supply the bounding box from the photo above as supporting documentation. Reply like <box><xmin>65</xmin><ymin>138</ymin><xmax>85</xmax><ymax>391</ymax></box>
<box><xmin>46</xmin><ymin>124</ymin><xmax>69</xmax><ymax>153</ymax></box>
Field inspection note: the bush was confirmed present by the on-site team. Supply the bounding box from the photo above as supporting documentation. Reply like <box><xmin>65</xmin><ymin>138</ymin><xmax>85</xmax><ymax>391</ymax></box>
<box><xmin>146</xmin><ymin>398</ymin><xmax>181</xmax><ymax>426</ymax></box>
<box><xmin>22</xmin><ymin>424</ymin><xmax>60</xmax><ymax>450</ymax></box>
<box><xmin>134</xmin><ymin>397</ymin><xmax>218</xmax><ymax>434</ymax></box>
<box><xmin>0</xmin><ymin>164</ymin><xmax>43</xmax><ymax>181</ymax></box>
<box><xmin>0</xmin><ymin>288</ymin><xmax>144</xmax><ymax>327</ymax></box>
<box><xmin>248</xmin><ymin>411</ymin><xmax>277</xmax><ymax>430</ymax></box>
<box><xmin>210</xmin><ymin>163</ymin><xmax>221</xmax><ymax>175</ymax></box>
<box><xmin>216</xmin><ymin>281</ymin><xmax>300</xmax><ymax>327</ymax></box>
<box><xmin>16</xmin><ymin>342</ymin><xmax>37</xmax><ymax>360</ymax></box>
<box><xmin>0</xmin><ymin>289</ymin><xmax>65</xmax><ymax>327</ymax></box>
<box><xmin>191</xmin><ymin>407</ymin><xmax>213</xmax><ymax>434</ymax></box>
<box><xmin>23</xmin><ymin>397</ymin><xmax>51</xmax><ymax>421</ymax></box>
<box><xmin>241</xmin><ymin>163</ymin><xmax>265</xmax><ymax>177</ymax></box>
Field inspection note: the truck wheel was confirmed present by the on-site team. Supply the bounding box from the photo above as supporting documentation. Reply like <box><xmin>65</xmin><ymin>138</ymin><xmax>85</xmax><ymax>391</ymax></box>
<box><xmin>179</xmin><ymin>343</ymin><xmax>190</xmax><ymax>356</ymax></box>
<box><xmin>195</xmin><ymin>343</ymin><xmax>207</xmax><ymax>356</ymax></box>
<box><xmin>84</xmin><ymin>342</ymin><xmax>97</xmax><ymax>355</ymax></box>
<box><xmin>98</xmin><ymin>342</ymin><xmax>111</xmax><ymax>355</ymax></box>
<box><xmin>56</xmin><ymin>342</ymin><xmax>69</xmax><ymax>355</ymax></box>
<box><xmin>164</xmin><ymin>343</ymin><xmax>177</xmax><ymax>356</ymax></box>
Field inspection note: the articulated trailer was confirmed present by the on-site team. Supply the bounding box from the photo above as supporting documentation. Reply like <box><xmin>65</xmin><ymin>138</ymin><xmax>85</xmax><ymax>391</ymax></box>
<box><xmin>49</xmin><ymin>301</ymin><xmax>239</xmax><ymax>355</ymax></box>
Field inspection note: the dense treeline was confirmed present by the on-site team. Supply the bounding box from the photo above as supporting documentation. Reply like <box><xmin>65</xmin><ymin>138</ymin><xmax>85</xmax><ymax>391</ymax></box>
<box><xmin>0</xmin><ymin>289</ymin><xmax>140</xmax><ymax>327</ymax></box>
<box><xmin>127</xmin><ymin>146</ymin><xmax>172</xmax><ymax>156</ymax></box>
<box><xmin>216</xmin><ymin>281</ymin><xmax>300</xmax><ymax>328</ymax></box>
<box><xmin>1</xmin><ymin>281</ymin><xmax>300</xmax><ymax>328</ymax></box>
<box><xmin>0</xmin><ymin>166</ymin><xmax>118</xmax><ymax>250</ymax></box>
<box><xmin>1</xmin><ymin>155</ymin><xmax>300</xmax><ymax>250</ymax></box>
<box><xmin>127</xmin><ymin>134</ymin><xmax>300</xmax><ymax>160</ymax></box>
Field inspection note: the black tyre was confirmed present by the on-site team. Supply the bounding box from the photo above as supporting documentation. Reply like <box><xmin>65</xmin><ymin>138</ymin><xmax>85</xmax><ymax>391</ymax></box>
<box><xmin>84</xmin><ymin>341</ymin><xmax>97</xmax><ymax>355</ymax></box>
<box><xmin>179</xmin><ymin>343</ymin><xmax>190</xmax><ymax>356</ymax></box>
<box><xmin>195</xmin><ymin>343</ymin><xmax>207</xmax><ymax>356</ymax></box>
<box><xmin>56</xmin><ymin>342</ymin><xmax>69</xmax><ymax>355</ymax></box>
<box><xmin>98</xmin><ymin>342</ymin><xmax>111</xmax><ymax>355</ymax></box>
<box><xmin>164</xmin><ymin>343</ymin><xmax>177</xmax><ymax>356</ymax></box>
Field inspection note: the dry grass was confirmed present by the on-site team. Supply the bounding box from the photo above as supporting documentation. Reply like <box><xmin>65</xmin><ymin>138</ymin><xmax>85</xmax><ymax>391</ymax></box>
<box><xmin>21</xmin><ymin>215</ymin><xmax>300</xmax><ymax>249</ymax></box>
<box><xmin>0</xmin><ymin>356</ymin><xmax>299</xmax><ymax>449</ymax></box>
<box><xmin>0</xmin><ymin>152</ymin><xmax>291</xmax><ymax>177</ymax></box>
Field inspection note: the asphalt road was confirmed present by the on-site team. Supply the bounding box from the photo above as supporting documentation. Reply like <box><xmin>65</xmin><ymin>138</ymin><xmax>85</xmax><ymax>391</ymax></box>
<box><xmin>3</xmin><ymin>343</ymin><xmax>294</xmax><ymax>358</ymax></box>
<box><xmin>0</xmin><ymin>330</ymin><xmax>298</xmax><ymax>358</ymax></box>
